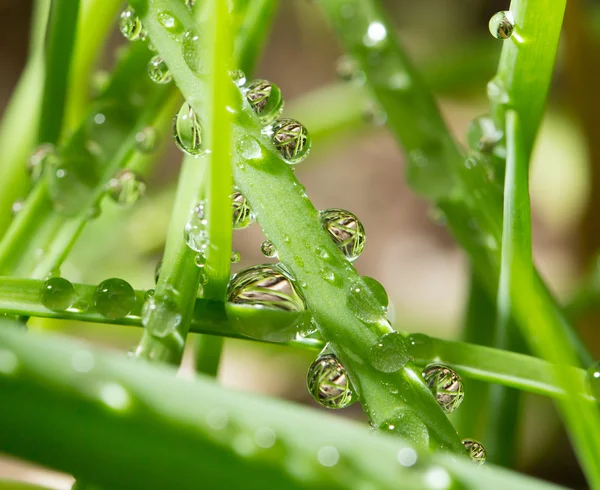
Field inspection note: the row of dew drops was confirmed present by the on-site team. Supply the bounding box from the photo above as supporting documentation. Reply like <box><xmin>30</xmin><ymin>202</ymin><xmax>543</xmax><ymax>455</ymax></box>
<box><xmin>29</xmin><ymin>5</ymin><xmax>532</xmax><ymax>473</ymax></box>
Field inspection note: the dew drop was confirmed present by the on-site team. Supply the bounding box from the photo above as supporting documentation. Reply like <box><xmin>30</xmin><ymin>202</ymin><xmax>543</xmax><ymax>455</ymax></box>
<box><xmin>231</xmin><ymin>191</ymin><xmax>254</xmax><ymax>229</ymax></box>
<box><xmin>489</xmin><ymin>11</ymin><xmax>515</xmax><ymax>40</ymax></box>
<box><xmin>94</xmin><ymin>278</ymin><xmax>136</xmax><ymax>319</ymax></box>
<box><xmin>40</xmin><ymin>277</ymin><xmax>76</xmax><ymax>311</ymax></box>
<box><xmin>106</xmin><ymin>169</ymin><xmax>146</xmax><ymax>206</ymax></box>
<box><xmin>225</xmin><ymin>264</ymin><xmax>307</xmax><ymax>342</ymax></box>
<box><xmin>28</xmin><ymin>143</ymin><xmax>56</xmax><ymax>182</ymax></box>
<box><xmin>317</xmin><ymin>446</ymin><xmax>340</xmax><ymax>467</ymax></box>
<box><xmin>230</xmin><ymin>69</ymin><xmax>246</xmax><ymax>87</ymax></box>
<box><xmin>135</xmin><ymin>127</ymin><xmax>158</xmax><ymax>153</ymax></box>
<box><xmin>173</xmin><ymin>101</ymin><xmax>206</xmax><ymax>156</ymax></box>
<box><xmin>424</xmin><ymin>466</ymin><xmax>452</xmax><ymax>490</ymax></box>
<box><xmin>588</xmin><ymin>362</ymin><xmax>600</xmax><ymax>399</ymax></box>
<box><xmin>11</xmin><ymin>200</ymin><xmax>24</xmax><ymax>216</ymax></box>
<box><xmin>206</xmin><ymin>408</ymin><xmax>228</xmax><ymax>429</ymax></box>
<box><xmin>369</xmin><ymin>331</ymin><xmax>410</xmax><ymax>373</ymax></box>
<box><xmin>347</xmin><ymin>279</ymin><xmax>387</xmax><ymax>324</ymax></box>
<box><xmin>361</xmin><ymin>276</ymin><xmax>388</xmax><ymax>309</ymax></box>
<box><xmin>363</xmin><ymin>102</ymin><xmax>387</xmax><ymax>126</ymax></box>
<box><xmin>230</xmin><ymin>251</ymin><xmax>241</xmax><ymax>263</ymax></box>
<box><xmin>254</xmin><ymin>427</ymin><xmax>276</xmax><ymax>448</ymax></box>
<box><xmin>182</xmin><ymin>29</ymin><xmax>204</xmax><ymax>74</ymax></box>
<box><xmin>245</xmin><ymin>80</ymin><xmax>284</xmax><ymax>124</ymax></box>
<box><xmin>487</xmin><ymin>77</ymin><xmax>510</xmax><ymax>106</ymax></box>
<box><xmin>336</xmin><ymin>55</ymin><xmax>365</xmax><ymax>84</ymax></box>
<box><xmin>318</xmin><ymin>268</ymin><xmax>337</xmax><ymax>285</ymax></box>
<box><xmin>271</xmin><ymin>118</ymin><xmax>311</xmax><ymax>164</ymax></box>
<box><xmin>378</xmin><ymin>408</ymin><xmax>430</xmax><ymax>448</ymax></box>
<box><xmin>320</xmin><ymin>208</ymin><xmax>366</xmax><ymax>262</ymax></box>
<box><xmin>194</xmin><ymin>253</ymin><xmax>206</xmax><ymax>268</ymax></box>
<box><xmin>260</xmin><ymin>240</ymin><xmax>277</xmax><ymax>258</ymax></box>
<box><xmin>185</xmin><ymin>0</ymin><xmax>195</xmax><ymax>9</ymax></box>
<box><xmin>307</xmin><ymin>351</ymin><xmax>355</xmax><ymax>409</ymax></box>
<box><xmin>397</xmin><ymin>447</ymin><xmax>418</xmax><ymax>467</ymax></box>
<box><xmin>422</xmin><ymin>363</ymin><xmax>464</xmax><ymax>414</ymax></box>
<box><xmin>72</xmin><ymin>350</ymin><xmax>95</xmax><ymax>373</ymax></box>
<box><xmin>141</xmin><ymin>290</ymin><xmax>183</xmax><ymax>337</ymax></box>
<box><xmin>148</xmin><ymin>55</ymin><xmax>172</xmax><ymax>84</ymax></box>
<box><xmin>466</xmin><ymin>115</ymin><xmax>502</xmax><ymax>153</ymax></box>
<box><xmin>184</xmin><ymin>206</ymin><xmax>209</xmax><ymax>253</ymax></box>
<box><xmin>0</xmin><ymin>349</ymin><xmax>18</xmax><ymax>375</ymax></box>
<box><xmin>157</xmin><ymin>10</ymin><xmax>182</xmax><ymax>34</ymax></box>
<box><xmin>236</xmin><ymin>134</ymin><xmax>264</xmax><ymax>164</ymax></box>
<box><xmin>119</xmin><ymin>6</ymin><xmax>143</xmax><ymax>41</ymax></box>
<box><xmin>462</xmin><ymin>439</ymin><xmax>486</xmax><ymax>465</ymax></box>
<box><xmin>364</xmin><ymin>21</ymin><xmax>387</xmax><ymax>48</ymax></box>
<box><xmin>99</xmin><ymin>382</ymin><xmax>131</xmax><ymax>411</ymax></box>
<box><xmin>144</xmin><ymin>288</ymin><xmax>155</xmax><ymax>300</ymax></box>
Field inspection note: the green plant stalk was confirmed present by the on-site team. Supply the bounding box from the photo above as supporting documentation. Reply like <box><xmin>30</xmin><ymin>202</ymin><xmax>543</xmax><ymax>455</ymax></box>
<box><xmin>0</xmin><ymin>326</ymin><xmax>566</xmax><ymax>490</ymax></box>
<box><xmin>38</xmin><ymin>0</ymin><xmax>80</xmax><ymax>145</ymax></box>
<box><xmin>503</xmin><ymin>110</ymin><xmax>600</xmax><ymax>487</ymax></box>
<box><xmin>0</xmin><ymin>277</ymin><xmax>594</xmax><ymax>402</ymax></box>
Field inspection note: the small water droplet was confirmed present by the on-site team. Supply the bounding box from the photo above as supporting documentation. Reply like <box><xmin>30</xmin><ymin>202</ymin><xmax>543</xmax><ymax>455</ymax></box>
<box><xmin>182</xmin><ymin>29</ymin><xmax>204</xmax><ymax>74</ymax></box>
<box><xmin>424</xmin><ymin>466</ymin><xmax>452</xmax><ymax>490</ymax></box>
<box><xmin>230</xmin><ymin>69</ymin><xmax>246</xmax><ymax>87</ymax></box>
<box><xmin>378</xmin><ymin>408</ymin><xmax>430</xmax><ymax>448</ymax></box>
<box><xmin>94</xmin><ymin>278</ymin><xmax>136</xmax><ymax>319</ymax></box>
<box><xmin>363</xmin><ymin>102</ymin><xmax>387</xmax><ymax>126</ymax></box>
<box><xmin>369</xmin><ymin>331</ymin><xmax>410</xmax><ymax>373</ymax></box>
<box><xmin>185</xmin><ymin>0</ymin><xmax>195</xmax><ymax>9</ymax></box>
<box><xmin>466</xmin><ymin>115</ymin><xmax>502</xmax><ymax>153</ymax></box>
<box><xmin>144</xmin><ymin>288</ymin><xmax>155</xmax><ymax>300</ymax></box>
<box><xmin>320</xmin><ymin>208</ymin><xmax>366</xmax><ymax>262</ymax></box>
<box><xmin>154</xmin><ymin>259</ymin><xmax>162</xmax><ymax>284</ymax></box>
<box><xmin>141</xmin><ymin>290</ymin><xmax>183</xmax><ymax>337</ymax></box>
<box><xmin>119</xmin><ymin>6</ymin><xmax>143</xmax><ymax>41</ymax></box>
<box><xmin>0</xmin><ymin>349</ymin><xmax>18</xmax><ymax>375</ymax></box>
<box><xmin>106</xmin><ymin>169</ymin><xmax>146</xmax><ymax>206</ymax></box>
<box><xmin>206</xmin><ymin>408</ymin><xmax>228</xmax><ymax>429</ymax></box>
<box><xmin>347</xmin><ymin>279</ymin><xmax>387</xmax><ymax>324</ymax></box>
<box><xmin>236</xmin><ymin>134</ymin><xmax>264</xmax><ymax>165</ymax></box>
<box><xmin>307</xmin><ymin>351</ymin><xmax>355</xmax><ymax>409</ymax></box>
<box><xmin>157</xmin><ymin>10</ymin><xmax>182</xmax><ymax>34</ymax></box>
<box><xmin>11</xmin><ymin>200</ymin><xmax>24</xmax><ymax>216</ymax></box>
<box><xmin>397</xmin><ymin>447</ymin><xmax>418</xmax><ymax>467</ymax></box>
<box><xmin>135</xmin><ymin>127</ymin><xmax>158</xmax><ymax>153</ymax></box>
<box><xmin>317</xmin><ymin>446</ymin><xmax>340</xmax><ymax>467</ymax></box>
<box><xmin>72</xmin><ymin>350</ymin><xmax>95</xmax><ymax>373</ymax></box>
<box><xmin>173</xmin><ymin>101</ymin><xmax>206</xmax><ymax>156</ymax></box>
<box><xmin>148</xmin><ymin>55</ymin><xmax>172</xmax><ymax>84</ymax></box>
<box><xmin>40</xmin><ymin>277</ymin><xmax>76</xmax><ymax>311</ymax></box>
<box><xmin>462</xmin><ymin>439</ymin><xmax>486</xmax><ymax>465</ymax></box>
<box><xmin>232</xmin><ymin>191</ymin><xmax>254</xmax><ymax>229</ymax></box>
<box><xmin>260</xmin><ymin>240</ymin><xmax>277</xmax><ymax>258</ymax></box>
<box><xmin>364</xmin><ymin>21</ymin><xmax>387</xmax><ymax>48</ymax></box>
<box><xmin>271</xmin><ymin>118</ymin><xmax>311</xmax><ymax>164</ymax></box>
<box><xmin>245</xmin><ymin>80</ymin><xmax>284</xmax><ymax>124</ymax></box>
<box><xmin>336</xmin><ymin>55</ymin><xmax>365</xmax><ymax>84</ymax></box>
<box><xmin>489</xmin><ymin>11</ymin><xmax>515</xmax><ymax>40</ymax></box>
<box><xmin>587</xmin><ymin>361</ymin><xmax>600</xmax><ymax>399</ymax></box>
<box><xmin>254</xmin><ymin>427</ymin><xmax>276</xmax><ymax>448</ymax></box>
<box><xmin>487</xmin><ymin>77</ymin><xmax>510</xmax><ymax>106</ymax></box>
<box><xmin>318</xmin><ymin>268</ymin><xmax>337</xmax><ymax>284</ymax></box>
<box><xmin>230</xmin><ymin>251</ymin><xmax>241</xmax><ymax>263</ymax></box>
<box><xmin>99</xmin><ymin>382</ymin><xmax>131</xmax><ymax>411</ymax></box>
<box><xmin>422</xmin><ymin>363</ymin><xmax>464</xmax><ymax>414</ymax></box>
<box><xmin>28</xmin><ymin>143</ymin><xmax>56</xmax><ymax>182</ymax></box>
<box><xmin>184</xmin><ymin>206</ymin><xmax>209</xmax><ymax>252</ymax></box>
<box><xmin>194</xmin><ymin>253</ymin><xmax>207</xmax><ymax>268</ymax></box>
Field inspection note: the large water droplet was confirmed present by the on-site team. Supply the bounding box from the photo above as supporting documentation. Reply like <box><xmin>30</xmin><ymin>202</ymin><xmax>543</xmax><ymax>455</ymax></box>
<box><xmin>378</xmin><ymin>408</ymin><xmax>430</xmax><ymax>448</ymax></box>
<box><xmin>271</xmin><ymin>118</ymin><xmax>311</xmax><ymax>164</ymax></box>
<box><xmin>148</xmin><ymin>55</ymin><xmax>172</xmax><ymax>84</ymax></box>
<box><xmin>231</xmin><ymin>191</ymin><xmax>254</xmax><ymax>229</ymax></box>
<box><xmin>120</xmin><ymin>6</ymin><xmax>143</xmax><ymax>41</ymax></box>
<box><xmin>320</xmin><ymin>208</ymin><xmax>366</xmax><ymax>262</ymax></box>
<box><xmin>184</xmin><ymin>204</ymin><xmax>209</xmax><ymax>252</ymax></box>
<box><xmin>40</xmin><ymin>277</ymin><xmax>76</xmax><ymax>311</ymax></box>
<box><xmin>182</xmin><ymin>29</ymin><xmax>204</xmax><ymax>74</ymax></box>
<box><xmin>225</xmin><ymin>264</ymin><xmax>307</xmax><ymax>342</ymax></box>
<box><xmin>462</xmin><ymin>439</ymin><xmax>486</xmax><ymax>465</ymax></box>
<box><xmin>106</xmin><ymin>169</ymin><xmax>146</xmax><ymax>206</ymax></box>
<box><xmin>369</xmin><ymin>331</ymin><xmax>410</xmax><ymax>373</ymax></box>
<box><xmin>157</xmin><ymin>10</ymin><xmax>182</xmax><ymax>34</ymax></box>
<box><xmin>28</xmin><ymin>143</ymin><xmax>56</xmax><ymax>182</ymax></box>
<box><xmin>173</xmin><ymin>101</ymin><xmax>206</xmax><ymax>156</ymax></box>
<box><xmin>260</xmin><ymin>240</ymin><xmax>277</xmax><ymax>258</ymax></box>
<box><xmin>422</xmin><ymin>363</ymin><xmax>464</xmax><ymax>414</ymax></box>
<box><xmin>489</xmin><ymin>11</ymin><xmax>515</xmax><ymax>40</ymax></box>
<box><xmin>362</xmin><ymin>276</ymin><xmax>388</xmax><ymax>309</ymax></box>
<box><xmin>245</xmin><ymin>80</ymin><xmax>284</xmax><ymax>124</ymax></box>
<box><xmin>307</xmin><ymin>352</ymin><xmax>355</xmax><ymax>409</ymax></box>
<box><xmin>94</xmin><ymin>278</ymin><xmax>136</xmax><ymax>319</ymax></box>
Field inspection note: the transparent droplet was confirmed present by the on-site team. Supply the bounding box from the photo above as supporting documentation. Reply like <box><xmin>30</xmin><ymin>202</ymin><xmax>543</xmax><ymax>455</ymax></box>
<box><xmin>40</xmin><ymin>277</ymin><xmax>76</xmax><ymax>311</ymax></box>
<box><xmin>148</xmin><ymin>55</ymin><xmax>172</xmax><ymax>84</ymax></box>
<box><xmin>487</xmin><ymin>77</ymin><xmax>510</xmax><ymax>106</ymax></box>
<box><xmin>184</xmin><ymin>206</ymin><xmax>209</xmax><ymax>253</ymax></box>
<box><xmin>245</xmin><ymin>80</ymin><xmax>284</xmax><ymax>124</ymax></box>
<box><xmin>271</xmin><ymin>118</ymin><xmax>311</xmax><ymax>164</ymax></box>
<box><xmin>106</xmin><ymin>169</ymin><xmax>146</xmax><ymax>206</ymax></box>
<box><xmin>157</xmin><ymin>10</ymin><xmax>182</xmax><ymax>34</ymax></box>
<box><xmin>94</xmin><ymin>278</ymin><xmax>136</xmax><ymax>319</ymax></box>
<box><xmin>134</xmin><ymin>127</ymin><xmax>158</xmax><ymax>153</ymax></box>
<box><xmin>194</xmin><ymin>253</ymin><xmax>206</xmax><ymax>268</ymax></box>
<box><xmin>307</xmin><ymin>352</ymin><xmax>355</xmax><ymax>409</ymax></box>
<box><xmin>489</xmin><ymin>11</ymin><xmax>515</xmax><ymax>40</ymax></box>
<box><xmin>225</xmin><ymin>264</ymin><xmax>307</xmax><ymax>342</ymax></box>
<box><xmin>364</xmin><ymin>21</ymin><xmax>387</xmax><ymax>48</ymax></box>
<box><xmin>587</xmin><ymin>361</ymin><xmax>600</xmax><ymax>399</ymax></box>
<box><xmin>230</xmin><ymin>251</ymin><xmax>241</xmax><ymax>263</ymax></box>
<box><xmin>320</xmin><ymin>208</ymin><xmax>366</xmax><ymax>262</ymax></box>
<box><xmin>462</xmin><ymin>439</ymin><xmax>486</xmax><ymax>465</ymax></box>
<box><xmin>141</xmin><ymin>291</ymin><xmax>182</xmax><ymax>338</ymax></box>
<box><xmin>231</xmin><ymin>190</ymin><xmax>254</xmax><ymax>229</ymax></box>
<box><xmin>378</xmin><ymin>408</ymin><xmax>430</xmax><ymax>448</ymax></box>
<box><xmin>173</xmin><ymin>101</ymin><xmax>205</xmax><ymax>156</ymax></box>
<box><xmin>361</xmin><ymin>276</ymin><xmax>388</xmax><ymax>309</ymax></box>
<box><xmin>154</xmin><ymin>259</ymin><xmax>162</xmax><ymax>284</ymax></box>
<box><xmin>317</xmin><ymin>446</ymin><xmax>340</xmax><ymax>467</ymax></box>
<box><xmin>28</xmin><ymin>143</ymin><xmax>56</xmax><ymax>182</ymax></box>
<box><xmin>11</xmin><ymin>200</ymin><xmax>24</xmax><ymax>216</ymax></box>
<box><xmin>230</xmin><ymin>69</ymin><xmax>246</xmax><ymax>87</ymax></box>
<box><xmin>144</xmin><ymin>288</ymin><xmax>155</xmax><ymax>300</ymax></box>
<box><xmin>422</xmin><ymin>363</ymin><xmax>464</xmax><ymax>414</ymax></box>
<box><xmin>369</xmin><ymin>331</ymin><xmax>410</xmax><ymax>373</ymax></box>
<box><xmin>466</xmin><ymin>115</ymin><xmax>502</xmax><ymax>153</ymax></box>
<box><xmin>182</xmin><ymin>29</ymin><xmax>204</xmax><ymax>74</ymax></box>
<box><xmin>336</xmin><ymin>55</ymin><xmax>365</xmax><ymax>84</ymax></box>
<box><xmin>120</xmin><ymin>6</ymin><xmax>143</xmax><ymax>41</ymax></box>
<box><xmin>347</xmin><ymin>279</ymin><xmax>387</xmax><ymax>324</ymax></box>
<box><xmin>260</xmin><ymin>240</ymin><xmax>277</xmax><ymax>258</ymax></box>
<box><xmin>319</xmin><ymin>268</ymin><xmax>338</xmax><ymax>285</ymax></box>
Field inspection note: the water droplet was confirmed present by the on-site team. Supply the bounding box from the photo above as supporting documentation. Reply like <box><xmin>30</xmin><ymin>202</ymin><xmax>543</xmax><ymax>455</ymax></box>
<box><xmin>135</xmin><ymin>127</ymin><xmax>158</xmax><ymax>153</ymax></box>
<box><xmin>364</xmin><ymin>21</ymin><xmax>387</xmax><ymax>48</ymax></box>
<box><xmin>119</xmin><ymin>6</ymin><xmax>143</xmax><ymax>41</ymax></box>
<box><xmin>363</xmin><ymin>102</ymin><xmax>387</xmax><ymax>126</ymax></box>
<box><xmin>141</xmin><ymin>290</ymin><xmax>183</xmax><ymax>338</ymax></box>
<box><xmin>230</xmin><ymin>251</ymin><xmax>241</xmax><ymax>263</ymax></box>
<box><xmin>260</xmin><ymin>240</ymin><xmax>277</xmax><ymax>258</ymax></box>
<box><xmin>173</xmin><ymin>101</ymin><xmax>206</xmax><ymax>156</ymax></box>
<box><xmin>462</xmin><ymin>439</ymin><xmax>486</xmax><ymax>465</ymax></box>
<box><xmin>94</xmin><ymin>278</ymin><xmax>136</xmax><ymax>319</ymax></box>
<box><xmin>0</xmin><ymin>349</ymin><xmax>18</xmax><ymax>375</ymax></box>
<box><xmin>347</xmin><ymin>279</ymin><xmax>387</xmax><ymax>324</ymax></box>
<box><xmin>182</xmin><ymin>29</ymin><xmax>204</xmax><ymax>74</ymax></box>
<box><xmin>194</xmin><ymin>253</ymin><xmax>206</xmax><ymax>268</ymax></box>
<box><xmin>307</xmin><ymin>352</ymin><xmax>355</xmax><ymax>409</ymax></box>
<box><xmin>422</xmin><ymin>363</ymin><xmax>464</xmax><ymax>414</ymax></box>
<box><xmin>236</xmin><ymin>134</ymin><xmax>264</xmax><ymax>165</ymax></box>
<box><xmin>317</xmin><ymin>446</ymin><xmax>340</xmax><ymax>467</ymax></box>
<box><xmin>487</xmin><ymin>77</ymin><xmax>510</xmax><ymax>106</ymax></box>
<box><xmin>185</xmin><ymin>0</ymin><xmax>195</xmax><ymax>9</ymax></box>
<box><xmin>489</xmin><ymin>11</ymin><xmax>515</xmax><ymax>40</ymax></box>
<box><xmin>72</xmin><ymin>350</ymin><xmax>94</xmax><ymax>373</ymax></box>
<box><xmin>40</xmin><ymin>277</ymin><xmax>76</xmax><ymax>311</ymax></box>
<box><xmin>184</xmin><ymin>208</ymin><xmax>209</xmax><ymax>253</ymax></box>
<box><xmin>336</xmin><ymin>55</ymin><xmax>365</xmax><ymax>84</ymax></box>
<box><xmin>28</xmin><ymin>143</ymin><xmax>56</xmax><ymax>182</ymax></box>
<box><xmin>369</xmin><ymin>331</ymin><xmax>410</xmax><ymax>373</ymax></box>
<box><xmin>271</xmin><ymin>118</ymin><xmax>311</xmax><ymax>164</ymax></box>
<box><xmin>424</xmin><ymin>466</ymin><xmax>452</xmax><ymax>489</ymax></box>
<box><xmin>397</xmin><ymin>447</ymin><xmax>418</xmax><ymax>467</ymax></box>
<box><xmin>320</xmin><ymin>208</ymin><xmax>366</xmax><ymax>262</ymax></box>
<box><xmin>230</xmin><ymin>69</ymin><xmax>246</xmax><ymax>87</ymax></box>
<box><xmin>245</xmin><ymin>80</ymin><xmax>284</xmax><ymax>124</ymax></box>
<box><xmin>11</xmin><ymin>200</ymin><xmax>24</xmax><ymax>216</ymax></box>
<box><xmin>99</xmin><ymin>382</ymin><xmax>131</xmax><ymax>411</ymax></box>
<box><xmin>362</xmin><ymin>276</ymin><xmax>388</xmax><ymax>309</ymax></box>
<box><xmin>106</xmin><ymin>169</ymin><xmax>146</xmax><ymax>206</ymax></box>
<box><xmin>587</xmin><ymin>361</ymin><xmax>600</xmax><ymax>399</ymax></box>
<box><xmin>254</xmin><ymin>427</ymin><xmax>276</xmax><ymax>448</ymax></box>
<box><xmin>232</xmin><ymin>191</ymin><xmax>254</xmax><ymax>229</ymax></box>
<box><xmin>157</xmin><ymin>10</ymin><xmax>182</xmax><ymax>34</ymax></box>
<box><xmin>206</xmin><ymin>408</ymin><xmax>228</xmax><ymax>429</ymax></box>
<box><xmin>466</xmin><ymin>115</ymin><xmax>502</xmax><ymax>153</ymax></box>
<box><xmin>154</xmin><ymin>259</ymin><xmax>162</xmax><ymax>284</ymax></box>
<box><xmin>148</xmin><ymin>55</ymin><xmax>172</xmax><ymax>84</ymax></box>
<box><xmin>378</xmin><ymin>408</ymin><xmax>430</xmax><ymax>448</ymax></box>
<box><xmin>144</xmin><ymin>288</ymin><xmax>155</xmax><ymax>300</ymax></box>
<box><xmin>225</xmin><ymin>264</ymin><xmax>307</xmax><ymax>342</ymax></box>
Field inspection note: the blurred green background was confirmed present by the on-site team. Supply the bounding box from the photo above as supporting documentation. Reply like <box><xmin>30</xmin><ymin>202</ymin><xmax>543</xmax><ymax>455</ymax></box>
<box><xmin>1</xmin><ymin>0</ymin><xmax>599</xmax><ymax>487</ymax></box>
